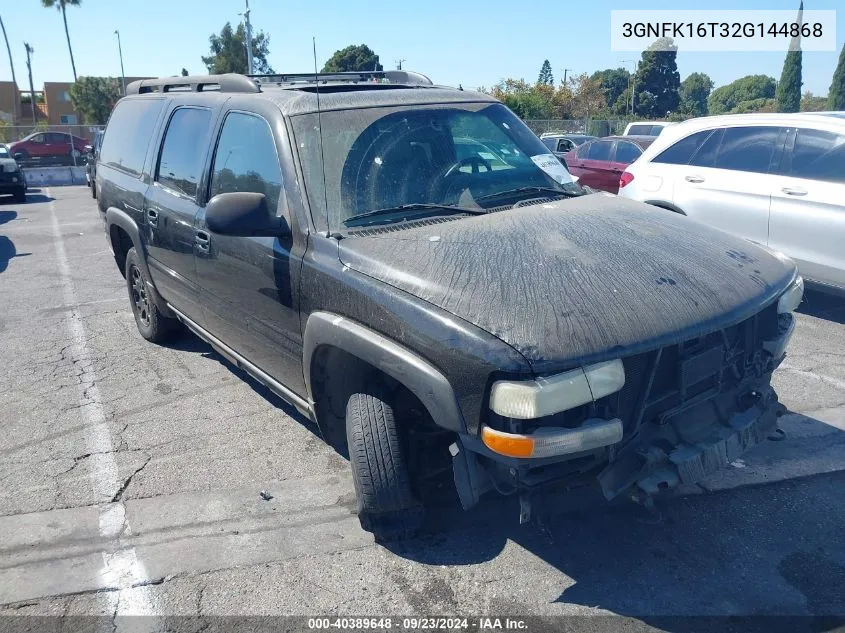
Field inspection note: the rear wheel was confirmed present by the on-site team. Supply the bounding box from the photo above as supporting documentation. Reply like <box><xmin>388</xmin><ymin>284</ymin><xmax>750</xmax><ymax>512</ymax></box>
<box><xmin>346</xmin><ymin>385</ymin><xmax>423</xmax><ymax>541</ymax></box>
<box><xmin>13</xmin><ymin>188</ymin><xmax>25</xmax><ymax>203</ymax></box>
<box><xmin>124</xmin><ymin>247</ymin><xmax>178</xmax><ymax>343</ymax></box>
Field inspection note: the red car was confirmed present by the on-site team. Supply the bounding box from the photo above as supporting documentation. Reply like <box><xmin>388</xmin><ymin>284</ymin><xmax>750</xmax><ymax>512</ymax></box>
<box><xmin>8</xmin><ymin>131</ymin><xmax>90</xmax><ymax>163</ymax></box>
<box><xmin>564</xmin><ymin>135</ymin><xmax>654</xmax><ymax>193</ymax></box>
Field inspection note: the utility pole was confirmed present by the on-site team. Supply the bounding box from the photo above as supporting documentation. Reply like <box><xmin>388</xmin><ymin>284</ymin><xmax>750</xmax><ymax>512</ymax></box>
<box><xmin>243</xmin><ymin>0</ymin><xmax>254</xmax><ymax>75</ymax></box>
<box><xmin>24</xmin><ymin>42</ymin><xmax>36</xmax><ymax>124</ymax></box>
<box><xmin>0</xmin><ymin>15</ymin><xmax>17</xmax><ymax>120</ymax></box>
<box><xmin>621</xmin><ymin>58</ymin><xmax>636</xmax><ymax>115</ymax></box>
<box><xmin>114</xmin><ymin>30</ymin><xmax>126</xmax><ymax>95</ymax></box>
<box><xmin>395</xmin><ymin>58</ymin><xmax>405</xmax><ymax>70</ymax></box>
<box><xmin>562</xmin><ymin>68</ymin><xmax>572</xmax><ymax>86</ymax></box>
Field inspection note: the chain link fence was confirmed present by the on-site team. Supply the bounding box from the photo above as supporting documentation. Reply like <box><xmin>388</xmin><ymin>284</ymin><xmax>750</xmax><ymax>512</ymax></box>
<box><xmin>524</xmin><ymin>119</ymin><xmax>628</xmax><ymax>138</ymax></box>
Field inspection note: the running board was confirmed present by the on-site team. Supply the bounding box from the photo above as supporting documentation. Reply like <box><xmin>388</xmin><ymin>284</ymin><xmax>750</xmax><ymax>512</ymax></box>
<box><xmin>167</xmin><ymin>305</ymin><xmax>315</xmax><ymax>421</ymax></box>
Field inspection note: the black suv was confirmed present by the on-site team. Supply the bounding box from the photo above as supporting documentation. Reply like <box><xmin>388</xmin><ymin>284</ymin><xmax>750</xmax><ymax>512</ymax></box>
<box><xmin>97</xmin><ymin>71</ymin><xmax>802</xmax><ymax>539</ymax></box>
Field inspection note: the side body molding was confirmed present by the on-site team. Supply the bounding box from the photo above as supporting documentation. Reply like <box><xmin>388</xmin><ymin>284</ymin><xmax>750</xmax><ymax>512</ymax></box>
<box><xmin>303</xmin><ymin>312</ymin><xmax>467</xmax><ymax>433</ymax></box>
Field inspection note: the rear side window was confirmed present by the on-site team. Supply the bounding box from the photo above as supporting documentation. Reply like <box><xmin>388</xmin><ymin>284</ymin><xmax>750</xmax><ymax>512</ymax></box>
<box><xmin>712</xmin><ymin>126</ymin><xmax>782</xmax><ymax>174</ymax></box>
<box><xmin>627</xmin><ymin>125</ymin><xmax>651</xmax><ymax>135</ymax></box>
<box><xmin>785</xmin><ymin>128</ymin><xmax>845</xmax><ymax>184</ymax></box>
<box><xmin>614</xmin><ymin>141</ymin><xmax>641</xmax><ymax>163</ymax></box>
<box><xmin>542</xmin><ymin>138</ymin><xmax>556</xmax><ymax>151</ymax></box>
<box><xmin>653</xmin><ymin>130</ymin><xmax>714</xmax><ymax>165</ymax></box>
<box><xmin>156</xmin><ymin>107</ymin><xmax>212</xmax><ymax>199</ymax></box>
<box><xmin>99</xmin><ymin>98</ymin><xmax>165</xmax><ymax>176</ymax></box>
<box><xmin>210</xmin><ymin>112</ymin><xmax>284</xmax><ymax>216</ymax></box>
<box><xmin>587</xmin><ymin>140</ymin><xmax>613</xmax><ymax>161</ymax></box>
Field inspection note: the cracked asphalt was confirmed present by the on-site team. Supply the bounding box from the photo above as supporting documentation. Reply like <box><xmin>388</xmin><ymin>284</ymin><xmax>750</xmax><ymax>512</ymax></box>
<box><xmin>1</xmin><ymin>187</ymin><xmax>844</xmax><ymax>632</ymax></box>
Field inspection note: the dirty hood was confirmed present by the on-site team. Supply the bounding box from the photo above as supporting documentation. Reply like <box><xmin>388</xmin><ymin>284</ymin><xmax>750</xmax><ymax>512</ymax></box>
<box><xmin>338</xmin><ymin>195</ymin><xmax>796</xmax><ymax>370</ymax></box>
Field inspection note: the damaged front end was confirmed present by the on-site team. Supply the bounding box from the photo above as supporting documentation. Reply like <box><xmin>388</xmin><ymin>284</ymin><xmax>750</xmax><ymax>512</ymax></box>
<box><xmin>451</xmin><ymin>276</ymin><xmax>802</xmax><ymax>513</ymax></box>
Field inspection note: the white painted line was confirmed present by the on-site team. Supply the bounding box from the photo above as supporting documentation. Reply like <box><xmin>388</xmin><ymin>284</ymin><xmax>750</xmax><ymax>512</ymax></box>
<box><xmin>47</xmin><ymin>189</ymin><xmax>156</xmax><ymax>617</ymax></box>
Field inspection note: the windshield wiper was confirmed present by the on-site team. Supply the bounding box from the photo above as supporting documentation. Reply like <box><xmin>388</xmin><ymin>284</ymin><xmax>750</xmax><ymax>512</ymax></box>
<box><xmin>343</xmin><ymin>203</ymin><xmax>485</xmax><ymax>228</ymax></box>
<box><xmin>475</xmin><ymin>186</ymin><xmax>582</xmax><ymax>203</ymax></box>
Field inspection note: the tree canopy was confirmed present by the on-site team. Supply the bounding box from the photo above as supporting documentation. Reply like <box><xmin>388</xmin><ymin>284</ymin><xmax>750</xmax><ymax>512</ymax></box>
<box><xmin>69</xmin><ymin>76</ymin><xmax>120</xmax><ymax>124</ymax></box>
<box><xmin>202</xmin><ymin>22</ymin><xmax>273</xmax><ymax>75</ymax></box>
<box><xmin>800</xmin><ymin>91</ymin><xmax>828</xmax><ymax>112</ymax></box>
<box><xmin>776</xmin><ymin>50</ymin><xmax>802</xmax><ymax>112</ymax></box>
<box><xmin>322</xmin><ymin>44</ymin><xmax>382</xmax><ymax>73</ymax></box>
<box><xmin>538</xmin><ymin>60</ymin><xmax>554</xmax><ymax>86</ymax></box>
<box><xmin>591</xmin><ymin>68</ymin><xmax>630</xmax><ymax>115</ymax></box>
<box><xmin>708</xmin><ymin>74</ymin><xmax>776</xmax><ymax>114</ymax></box>
<box><xmin>678</xmin><ymin>72</ymin><xmax>714</xmax><ymax>117</ymax></box>
<box><xmin>633</xmin><ymin>38</ymin><xmax>680</xmax><ymax>118</ymax></box>
<box><xmin>829</xmin><ymin>45</ymin><xmax>845</xmax><ymax>110</ymax></box>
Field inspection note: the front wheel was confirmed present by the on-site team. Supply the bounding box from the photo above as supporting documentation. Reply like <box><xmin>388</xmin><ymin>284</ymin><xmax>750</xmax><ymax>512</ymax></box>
<box><xmin>346</xmin><ymin>386</ymin><xmax>423</xmax><ymax>541</ymax></box>
<box><xmin>124</xmin><ymin>247</ymin><xmax>179</xmax><ymax>343</ymax></box>
<box><xmin>13</xmin><ymin>188</ymin><xmax>25</xmax><ymax>203</ymax></box>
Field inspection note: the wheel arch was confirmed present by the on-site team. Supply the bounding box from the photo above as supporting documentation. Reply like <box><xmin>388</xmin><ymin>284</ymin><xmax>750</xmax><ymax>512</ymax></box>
<box><xmin>645</xmin><ymin>200</ymin><xmax>687</xmax><ymax>215</ymax></box>
<box><xmin>303</xmin><ymin>312</ymin><xmax>466</xmax><ymax>445</ymax></box>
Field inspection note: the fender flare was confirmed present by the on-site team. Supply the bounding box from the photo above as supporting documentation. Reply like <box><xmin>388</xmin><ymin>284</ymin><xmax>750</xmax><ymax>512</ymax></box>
<box><xmin>105</xmin><ymin>207</ymin><xmax>173</xmax><ymax>317</ymax></box>
<box><xmin>645</xmin><ymin>200</ymin><xmax>687</xmax><ymax>215</ymax></box>
<box><xmin>303</xmin><ymin>311</ymin><xmax>466</xmax><ymax>433</ymax></box>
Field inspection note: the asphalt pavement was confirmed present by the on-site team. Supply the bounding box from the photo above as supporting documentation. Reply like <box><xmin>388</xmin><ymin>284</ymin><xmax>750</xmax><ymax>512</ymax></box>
<box><xmin>0</xmin><ymin>187</ymin><xmax>844</xmax><ymax>632</ymax></box>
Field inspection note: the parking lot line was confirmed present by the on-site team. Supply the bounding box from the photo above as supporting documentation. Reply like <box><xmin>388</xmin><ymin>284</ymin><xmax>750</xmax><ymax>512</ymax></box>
<box><xmin>47</xmin><ymin>190</ymin><xmax>155</xmax><ymax>616</ymax></box>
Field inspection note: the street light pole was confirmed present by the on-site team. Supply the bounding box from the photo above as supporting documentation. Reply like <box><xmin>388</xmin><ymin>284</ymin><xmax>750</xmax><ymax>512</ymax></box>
<box><xmin>562</xmin><ymin>68</ymin><xmax>572</xmax><ymax>86</ymax></box>
<box><xmin>243</xmin><ymin>0</ymin><xmax>254</xmax><ymax>75</ymax></box>
<box><xmin>114</xmin><ymin>30</ymin><xmax>126</xmax><ymax>95</ymax></box>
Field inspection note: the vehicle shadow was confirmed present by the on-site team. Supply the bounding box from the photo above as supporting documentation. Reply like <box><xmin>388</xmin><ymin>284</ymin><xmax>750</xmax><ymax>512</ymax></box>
<box><xmin>0</xmin><ymin>193</ymin><xmax>55</xmax><ymax>205</ymax></box>
<box><xmin>0</xmin><ymin>210</ymin><xmax>16</xmax><ymax>226</ymax></box>
<box><xmin>798</xmin><ymin>288</ymin><xmax>845</xmax><ymax>325</ymax></box>
<box><xmin>0</xmin><ymin>211</ymin><xmax>30</xmax><ymax>274</ymax></box>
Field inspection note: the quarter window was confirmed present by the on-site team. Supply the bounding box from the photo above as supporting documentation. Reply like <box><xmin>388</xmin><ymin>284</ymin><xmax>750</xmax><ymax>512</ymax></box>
<box><xmin>209</xmin><ymin>112</ymin><xmax>284</xmax><ymax>215</ymax></box>
<box><xmin>100</xmin><ymin>98</ymin><xmax>165</xmax><ymax>176</ymax></box>
<box><xmin>786</xmin><ymin>128</ymin><xmax>845</xmax><ymax>184</ymax></box>
<box><xmin>156</xmin><ymin>107</ymin><xmax>212</xmax><ymax>198</ymax></box>
<box><xmin>653</xmin><ymin>130</ymin><xmax>714</xmax><ymax>165</ymax></box>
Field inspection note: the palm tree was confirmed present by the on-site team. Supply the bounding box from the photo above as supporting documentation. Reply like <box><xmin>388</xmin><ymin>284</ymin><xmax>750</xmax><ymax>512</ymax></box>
<box><xmin>41</xmin><ymin>0</ymin><xmax>81</xmax><ymax>81</ymax></box>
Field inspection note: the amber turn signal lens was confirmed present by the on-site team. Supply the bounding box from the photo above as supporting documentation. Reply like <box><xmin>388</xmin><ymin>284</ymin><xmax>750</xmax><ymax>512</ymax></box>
<box><xmin>481</xmin><ymin>425</ymin><xmax>534</xmax><ymax>458</ymax></box>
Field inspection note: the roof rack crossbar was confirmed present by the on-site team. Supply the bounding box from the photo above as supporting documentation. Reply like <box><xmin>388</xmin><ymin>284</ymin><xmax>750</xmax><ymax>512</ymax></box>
<box><xmin>248</xmin><ymin>69</ymin><xmax>433</xmax><ymax>87</ymax></box>
<box><xmin>125</xmin><ymin>73</ymin><xmax>261</xmax><ymax>95</ymax></box>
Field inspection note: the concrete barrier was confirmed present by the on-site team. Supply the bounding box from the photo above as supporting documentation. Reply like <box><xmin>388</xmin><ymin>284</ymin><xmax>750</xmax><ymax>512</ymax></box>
<box><xmin>23</xmin><ymin>166</ymin><xmax>87</xmax><ymax>187</ymax></box>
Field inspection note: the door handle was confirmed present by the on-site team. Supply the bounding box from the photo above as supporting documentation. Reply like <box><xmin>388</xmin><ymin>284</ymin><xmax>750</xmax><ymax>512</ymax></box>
<box><xmin>195</xmin><ymin>230</ymin><xmax>210</xmax><ymax>253</ymax></box>
<box><xmin>146</xmin><ymin>207</ymin><xmax>159</xmax><ymax>227</ymax></box>
<box><xmin>685</xmin><ymin>175</ymin><xmax>705</xmax><ymax>183</ymax></box>
<box><xmin>781</xmin><ymin>187</ymin><xmax>807</xmax><ymax>196</ymax></box>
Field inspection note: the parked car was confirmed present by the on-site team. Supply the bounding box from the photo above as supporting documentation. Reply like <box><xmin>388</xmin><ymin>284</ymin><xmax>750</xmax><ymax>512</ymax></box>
<box><xmin>623</xmin><ymin>121</ymin><xmax>677</xmax><ymax>137</ymax></box>
<box><xmin>541</xmin><ymin>134</ymin><xmax>598</xmax><ymax>153</ymax></box>
<box><xmin>85</xmin><ymin>130</ymin><xmax>105</xmax><ymax>198</ymax></box>
<box><xmin>619</xmin><ymin>112</ymin><xmax>845</xmax><ymax>294</ymax></box>
<box><xmin>564</xmin><ymin>135</ymin><xmax>654</xmax><ymax>193</ymax></box>
<box><xmin>97</xmin><ymin>71</ymin><xmax>800</xmax><ymax>540</ymax></box>
<box><xmin>8</xmin><ymin>131</ymin><xmax>89</xmax><ymax>165</ymax></box>
<box><xmin>0</xmin><ymin>144</ymin><xmax>27</xmax><ymax>202</ymax></box>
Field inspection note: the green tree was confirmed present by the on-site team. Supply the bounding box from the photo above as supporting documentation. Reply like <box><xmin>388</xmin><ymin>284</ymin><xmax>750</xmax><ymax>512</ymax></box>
<box><xmin>538</xmin><ymin>60</ymin><xmax>554</xmax><ymax>86</ymax></box>
<box><xmin>799</xmin><ymin>91</ymin><xmax>828</xmax><ymax>111</ymax></box>
<box><xmin>708</xmin><ymin>75</ymin><xmax>776</xmax><ymax>114</ymax></box>
<box><xmin>633</xmin><ymin>38</ymin><xmax>680</xmax><ymax>118</ymax></box>
<box><xmin>678</xmin><ymin>72</ymin><xmax>713</xmax><ymax>117</ymax></box>
<box><xmin>491</xmin><ymin>79</ymin><xmax>553</xmax><ymax>119</ymax></box>
<box><xmin>591</xmin><ymin>68</ymin><xmax>630</xmax><ymax>115</ymax></box>
<box><xmin>69</xmin><ymin>76</ymin><xmax>120</xmax><ymax>124</ymax></box>
<box><xmin>322</xmin><ymin>44</ymin><xmax>382</xmax><ymax>73</ymax></box>
<box><xmin>730</xmin><ymin>98</ymin><xmax>777</xmax><ymax>114</ymax></box>
<box><xmin>568</xmin><ymin>73</ymin><xmax>606</xmax><ymax>120</ymax></box>
<box><xmin>41</xmin><ymin>0</ymin><xmax>81</xmax><ymax>81</ymax></box>
<box><xmin>202</xmin><ymin>22</ymin><xmax>273</xmax><ymax>75</ymax></box>
<box><xmin>776</xmin><ymin>50</ymin><xmax>802</xmax><ymax>112</ymax></box>
<box><xmin>829</xmin><ymin>45</ymin><xmax>845</xmax><ymax>109</ymax></box>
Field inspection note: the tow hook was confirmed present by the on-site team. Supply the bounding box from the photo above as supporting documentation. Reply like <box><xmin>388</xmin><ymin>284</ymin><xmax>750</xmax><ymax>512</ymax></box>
<box><xmin>519</xmin><ymin>492</ymin><xmax>532</xmax><ymax>525</ymax></box>
<box><xmin>768</xmin><ymin>427</ymin><xmax>787</xmax><ymax>442</ymax></box>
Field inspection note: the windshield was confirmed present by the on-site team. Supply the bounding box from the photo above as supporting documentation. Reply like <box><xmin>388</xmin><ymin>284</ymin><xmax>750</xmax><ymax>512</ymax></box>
<box><xmin>291</xmin><ymin>102</ymin><xmax>581</xmax><ymax>232</ymax></box>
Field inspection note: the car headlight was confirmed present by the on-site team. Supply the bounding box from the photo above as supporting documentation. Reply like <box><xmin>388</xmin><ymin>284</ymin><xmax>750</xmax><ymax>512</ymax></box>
<box><xmin>489</xmin><ymin>359</ymin><xmax>626</xmax><ymax>419</ymax></box>
<box><xmin>777</xmin><ymin>276</ymin><xmax>804</xmax><ymax>314</ymax></box>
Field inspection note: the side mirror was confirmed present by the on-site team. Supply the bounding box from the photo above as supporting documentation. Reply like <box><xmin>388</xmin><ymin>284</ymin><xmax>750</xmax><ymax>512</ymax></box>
<box><xmin>83</xmin><ymin>144</ymin><xmax>93</xmax><ymax>154</ymax></box>
<box><xmin>205</xmin><ymin>192</ymin><xmax>290</xmax><ymax>237</ymax></box>
<box><xmin>13</xmin><ymin>152</ymin><xmax>25</xmax><ymax>161</ymax></box>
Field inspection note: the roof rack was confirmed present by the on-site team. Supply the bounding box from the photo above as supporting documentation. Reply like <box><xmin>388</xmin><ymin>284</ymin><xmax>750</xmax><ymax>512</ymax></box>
<box><xmin>248</xmin><ymin>70</ymin><xmax>434</xmax><ymax>87</ymax></box>
<box><xmin>125</xmin><ymin>73</ymin><xmax>261</xmax><ymax>95</ymax></box>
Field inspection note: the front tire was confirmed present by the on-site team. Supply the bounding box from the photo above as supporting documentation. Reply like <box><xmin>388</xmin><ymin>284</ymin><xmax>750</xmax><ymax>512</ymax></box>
<box><xmin>13</xmin><ymin>189</ymin><xmax>25</xmax><ymax>203</ymax></box>
<box><xmin>346</xmin><ymin>386</ymin><xmax>423</xmax><ymax>541</ymax></box>
<box><xmin>124</xmin><ymin>247</ymin><xmax>178</xmax><ymax>343</ymax></box>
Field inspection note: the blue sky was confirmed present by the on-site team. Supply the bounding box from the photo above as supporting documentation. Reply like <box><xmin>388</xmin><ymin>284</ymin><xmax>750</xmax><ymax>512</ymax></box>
<box><xmin>2</xmin><ymin>0</ymin><xmax>842</xmax><ymax>97</ymax></box>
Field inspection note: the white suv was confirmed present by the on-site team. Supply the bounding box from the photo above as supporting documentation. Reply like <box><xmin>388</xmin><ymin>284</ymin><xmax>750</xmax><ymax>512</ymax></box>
<box><xmin>619</xmin><ymin>112</ymin><xmax>845</xmax><ymax>293</ymax></box>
